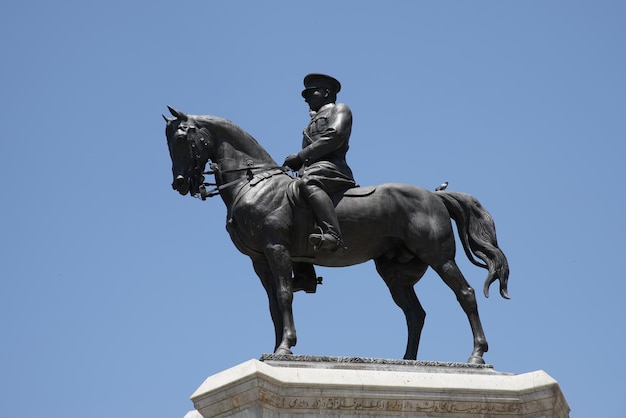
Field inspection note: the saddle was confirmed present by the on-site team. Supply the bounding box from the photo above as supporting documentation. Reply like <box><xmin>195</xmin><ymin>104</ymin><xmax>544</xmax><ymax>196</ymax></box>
<box><xmin>286</xmin><ymin>181</ymin><xmax>375</xmax><ymax>207</ymax></box>
<box><xmin>286</xmin><ymin>181</ymin><xmax>375</xmax><ymax>254</ymax></box>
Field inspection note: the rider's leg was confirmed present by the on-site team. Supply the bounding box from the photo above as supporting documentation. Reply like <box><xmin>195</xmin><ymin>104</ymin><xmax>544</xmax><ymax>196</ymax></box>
<box><xmin>299</xmin><ymin>182</ymin><xmax>345</xmax><ymax>251</ymax></box>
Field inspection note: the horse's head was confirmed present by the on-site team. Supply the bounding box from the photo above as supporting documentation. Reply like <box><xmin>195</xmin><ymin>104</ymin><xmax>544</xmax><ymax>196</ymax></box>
<box><xmin>163</xmin><ymin>106</ymin><xmax>212</xmax><ymax>197</ymax></box>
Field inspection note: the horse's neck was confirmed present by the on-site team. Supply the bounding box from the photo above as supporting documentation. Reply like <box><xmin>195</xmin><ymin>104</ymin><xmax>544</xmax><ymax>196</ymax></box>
<box><xmin>213</xmin><ymin>137</ymin><xmax>277</xmax><ymax>177</ymax></box>
<box><xmin>201</xmin><ymin>115</ymin><xmax>276</xmax><ymax>170</ymax></box>
<box><xmin>213</xmin><ymin>143</ymin><xmax>275</xmax><ymax>211</ymax></box>
<box><xmin>199</xmin><ymin>116</ymin><xmax>278</xmax><ymax>203</ymax></box>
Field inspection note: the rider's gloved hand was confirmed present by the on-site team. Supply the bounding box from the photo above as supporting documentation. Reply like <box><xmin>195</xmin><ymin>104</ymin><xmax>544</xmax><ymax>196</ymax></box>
<box><xmin>283</xmin><ymin>154</ymin><xmax>303</xmax><ymax>171</ymax></box>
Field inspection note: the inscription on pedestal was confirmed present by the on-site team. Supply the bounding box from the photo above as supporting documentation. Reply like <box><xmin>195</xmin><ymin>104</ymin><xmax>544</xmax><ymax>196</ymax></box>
<box><xmin>259</xmin><ymin>389</ymin><xmax>523</xmax><ymax>415</ymax></box>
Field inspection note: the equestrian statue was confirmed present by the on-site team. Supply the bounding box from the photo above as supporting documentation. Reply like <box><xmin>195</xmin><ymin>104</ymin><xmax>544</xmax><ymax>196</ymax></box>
<box><xmin>163</xmin><ymin>74</ymin><xmax>510</xmax><ymax>364</ymax></box>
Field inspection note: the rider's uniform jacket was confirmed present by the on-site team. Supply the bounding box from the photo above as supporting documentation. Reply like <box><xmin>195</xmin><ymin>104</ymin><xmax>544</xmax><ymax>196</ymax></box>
<box><xmin>297</xmin><ymin>103</ymin><xmax>355</xmax><ymax>189</ymax></box>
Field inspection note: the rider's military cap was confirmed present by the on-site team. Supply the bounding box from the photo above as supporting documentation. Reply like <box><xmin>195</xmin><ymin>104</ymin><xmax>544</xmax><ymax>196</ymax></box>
<box><xmin>301</xmin><ymin>73</ymin><xmax>342</xmax><ymax>98</ymax></box>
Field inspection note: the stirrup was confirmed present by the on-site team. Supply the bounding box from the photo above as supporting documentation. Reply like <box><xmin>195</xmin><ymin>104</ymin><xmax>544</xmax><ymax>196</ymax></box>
<box><xmin>309</xmin><ymin>226</ymin><xmax>345</xmax><ymax>252</ymax></box>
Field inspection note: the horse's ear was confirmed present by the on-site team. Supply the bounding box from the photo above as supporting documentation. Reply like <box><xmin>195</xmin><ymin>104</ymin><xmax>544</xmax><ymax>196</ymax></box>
<box><xmin>167</xmin><ymin>106</ymin><xmax>188</xmax><ymax>121</ymax></box>
<box><xmin>162</xmin><ymin>114</ymin><xmax>173</xmax><ymax>123</ymax></box>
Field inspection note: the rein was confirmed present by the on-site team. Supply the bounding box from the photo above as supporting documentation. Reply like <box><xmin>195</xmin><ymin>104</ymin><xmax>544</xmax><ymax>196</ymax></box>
<box><xmin>197</xmin><ymin>164</ymin><xmax>290</xmax><ymax>200</ymax></box>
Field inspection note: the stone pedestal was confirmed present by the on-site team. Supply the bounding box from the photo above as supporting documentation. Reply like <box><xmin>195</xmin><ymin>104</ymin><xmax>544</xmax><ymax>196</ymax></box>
<box><xmin>185</xmin><ymin>355</ymin><xmax>569</xmax><ymax>418</ymax></box>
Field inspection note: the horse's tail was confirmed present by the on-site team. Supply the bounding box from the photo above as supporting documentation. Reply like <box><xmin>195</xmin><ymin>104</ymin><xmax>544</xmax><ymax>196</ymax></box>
<box><xmin>435</xmin><ymin>191</ymin><xmax>510</xmax><ymax>299</ymax></box>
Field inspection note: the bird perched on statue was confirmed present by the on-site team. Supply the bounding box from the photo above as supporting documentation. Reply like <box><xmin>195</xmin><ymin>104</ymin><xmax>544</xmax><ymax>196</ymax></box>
<box><xmin>435</xmin><ymin>182</ymin><xmax>448</xmax><ymax>191</ymax></box>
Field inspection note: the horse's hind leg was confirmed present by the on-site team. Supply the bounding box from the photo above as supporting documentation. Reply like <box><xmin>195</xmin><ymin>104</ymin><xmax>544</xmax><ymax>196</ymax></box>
<box><xmin>375</xmin><ymin>257</ymin><xmax>428</xmax><ymax>360</ymax></box>
<box><xmin>431</xmin><ymin>259</ymin><xmax>488</xmax><ymax>364</ymax></box>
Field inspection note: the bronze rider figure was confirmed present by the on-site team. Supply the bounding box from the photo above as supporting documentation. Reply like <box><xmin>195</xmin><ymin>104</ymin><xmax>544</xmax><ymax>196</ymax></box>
<box><xmin>283</xmin><ymin>73</ymin><xmax>357</xmax><ymax>253</ymax></box>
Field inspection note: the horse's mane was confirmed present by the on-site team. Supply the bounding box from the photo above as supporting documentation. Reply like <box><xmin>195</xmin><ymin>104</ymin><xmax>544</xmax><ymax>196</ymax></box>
<box><xmin>193</xmin><ymin>115</ymin><xmax>276</xmax><ymax>164</ymax></box>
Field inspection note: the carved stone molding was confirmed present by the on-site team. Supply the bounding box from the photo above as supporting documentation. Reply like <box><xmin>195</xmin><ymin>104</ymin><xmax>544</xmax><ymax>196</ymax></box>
<box><xmin>187</xmin><ymin>357</ymin><xmax>569</xmax><ymax>417</ymax></box>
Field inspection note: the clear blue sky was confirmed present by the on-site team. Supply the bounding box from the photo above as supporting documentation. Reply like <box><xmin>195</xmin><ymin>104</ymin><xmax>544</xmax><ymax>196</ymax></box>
<box><xmin>1</xmin><ymin>2</ymin><xmax>624</xmax><ymax>417</ymax></box>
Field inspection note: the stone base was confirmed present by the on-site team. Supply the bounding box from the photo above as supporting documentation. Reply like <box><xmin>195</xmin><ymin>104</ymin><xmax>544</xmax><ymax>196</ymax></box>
<box><xmin>186</xmin><ymin>355</ymin><xmax>569</xmax><ymax>417</ymax></box>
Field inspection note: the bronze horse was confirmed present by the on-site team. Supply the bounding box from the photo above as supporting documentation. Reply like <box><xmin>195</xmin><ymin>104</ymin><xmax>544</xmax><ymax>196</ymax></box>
<box><xmin>164</xmin><ymin>106</ymin><xmax>510</xmax><ymax>364</ymax></box>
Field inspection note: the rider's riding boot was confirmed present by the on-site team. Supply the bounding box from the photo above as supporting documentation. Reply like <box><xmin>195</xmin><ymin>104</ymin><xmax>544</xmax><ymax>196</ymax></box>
<box><xmin>302</xmin><ymin>187</ymin><xmax>346</xmax><ymax>252</ymax></box>
<box><xmin>310</xmin><ymin>221</ymin><xmax>343</xmax><ymax>252</ymax></box>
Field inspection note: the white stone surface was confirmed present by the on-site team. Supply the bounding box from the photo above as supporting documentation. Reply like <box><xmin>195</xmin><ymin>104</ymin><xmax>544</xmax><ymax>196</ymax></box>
<box><xmin>186</xmin><ymin>357</ymin><xmax>569</xmax><ymax>417</ymax></box>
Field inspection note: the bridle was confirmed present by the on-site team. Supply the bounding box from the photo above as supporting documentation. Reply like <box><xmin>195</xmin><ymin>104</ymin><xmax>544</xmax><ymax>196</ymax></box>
<box><xmin>173</xmin><ymin>125</ymin><xmax>211</xmax><ymax>199</ymax></box>
<box><xmin>178</xmin><ymin>126</ymin><xmax>289</xmax><ymax>201</ymax></box>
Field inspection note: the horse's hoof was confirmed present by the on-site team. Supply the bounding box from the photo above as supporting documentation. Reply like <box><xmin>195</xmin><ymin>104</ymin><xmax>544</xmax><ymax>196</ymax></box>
<box><xmin>467</xmin><ymin>355</ymin><xmax>485</xmax><ymax>365</ymax></box>
<box><xmin>274</xmin><ymin>347</ymin><xmax>293</xmax><ymax>356</ymax></box>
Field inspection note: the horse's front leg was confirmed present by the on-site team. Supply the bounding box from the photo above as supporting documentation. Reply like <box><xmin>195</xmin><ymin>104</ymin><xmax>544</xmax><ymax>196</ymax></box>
<box><xmin>263</xmin><ymin>243</ymin><xmax>296</xmax><ymax>355</ymax></box>
<box><xmin>252</xmin><ymin>258</ymin><xmax>283</xmax><ymax>352</ymax></box>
